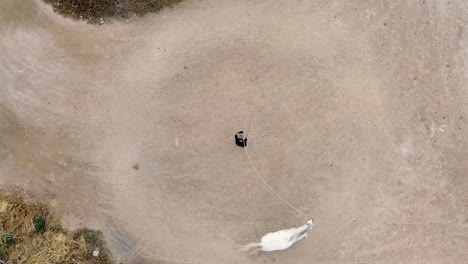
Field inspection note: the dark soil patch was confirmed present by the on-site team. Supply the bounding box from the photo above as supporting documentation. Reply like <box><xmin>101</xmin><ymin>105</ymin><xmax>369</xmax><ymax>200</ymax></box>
<box><xmin>43</xmin><ymin>0</ymin><xmax>184</xmax><ymax>24</ymax></box>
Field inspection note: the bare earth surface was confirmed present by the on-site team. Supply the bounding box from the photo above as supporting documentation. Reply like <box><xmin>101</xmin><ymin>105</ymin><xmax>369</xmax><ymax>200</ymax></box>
<box><xmin>1</xmin><ymin>0</ymin><xmax>467</xmax><ymax>263</ymax></box>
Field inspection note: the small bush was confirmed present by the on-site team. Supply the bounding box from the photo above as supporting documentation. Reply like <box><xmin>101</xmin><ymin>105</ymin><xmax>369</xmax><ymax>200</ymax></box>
<box><xmin>33</xmin><ymin>218</ymin><xmax>47</xmax><ymax>234</ymax></box>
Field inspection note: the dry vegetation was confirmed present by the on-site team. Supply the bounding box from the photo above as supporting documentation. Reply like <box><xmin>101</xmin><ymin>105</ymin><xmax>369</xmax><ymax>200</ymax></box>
<box><xmin>43</xmin><ymin>0</ymin><xmax>183</xmax><ymax>23</ymax></box>
<box><xmin>0</xmin><ymin>194</ymin><xmax>112</xmax><ymax>264</ymax></box>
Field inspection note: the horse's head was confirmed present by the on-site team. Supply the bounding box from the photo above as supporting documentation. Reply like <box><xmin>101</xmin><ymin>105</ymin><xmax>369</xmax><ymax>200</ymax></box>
<box><xmin>306</xmin><ymin>218</ymin><xmax>313</xmax><ymax>229</ymax></box>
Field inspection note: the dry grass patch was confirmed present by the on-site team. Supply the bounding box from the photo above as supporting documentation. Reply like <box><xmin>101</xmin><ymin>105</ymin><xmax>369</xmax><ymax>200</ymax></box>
<box><xmin>0</xmin><ymin>194</ymin><xmax>112</xmax><ymax>264</ymax></box>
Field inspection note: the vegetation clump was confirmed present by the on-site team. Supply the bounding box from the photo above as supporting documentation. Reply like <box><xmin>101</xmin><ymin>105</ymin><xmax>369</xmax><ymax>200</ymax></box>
<box><xmin>0</xmin><ymin>194</ymin><xmax>112</xmax><ymax>264</ymax></box>
<box><xmin>43</xmin><ymin>0</ymin><xmax>184</xmax><ymax>23</ymax></box>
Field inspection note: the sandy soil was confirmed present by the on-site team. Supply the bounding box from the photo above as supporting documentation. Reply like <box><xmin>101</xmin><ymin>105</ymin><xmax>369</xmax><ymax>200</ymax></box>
<box><xmin>1</xmin><ymin>0</ymin><xmax>467</xmax><ymax>263</ymax></box>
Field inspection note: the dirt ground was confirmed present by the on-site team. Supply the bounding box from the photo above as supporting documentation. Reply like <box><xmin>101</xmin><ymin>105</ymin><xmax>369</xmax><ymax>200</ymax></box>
<box><xmin>0</xmin><ymin>0</ymin><xmax>467</xmax><ymax>263</ymax></box>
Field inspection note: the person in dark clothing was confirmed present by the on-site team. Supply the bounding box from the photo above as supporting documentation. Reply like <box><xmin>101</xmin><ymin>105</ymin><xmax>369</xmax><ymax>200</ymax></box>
<box><xmin>235</xmin><ymin>131</ymin><xmax>247</xmax><ymax>147</ymax></box>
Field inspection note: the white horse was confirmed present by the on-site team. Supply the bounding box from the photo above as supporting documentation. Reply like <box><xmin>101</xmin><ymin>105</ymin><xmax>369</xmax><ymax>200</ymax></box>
<box><xmin>240</xmin><ymin>219</ymin><xmax>313</xmax><ymax>253</ymax></box>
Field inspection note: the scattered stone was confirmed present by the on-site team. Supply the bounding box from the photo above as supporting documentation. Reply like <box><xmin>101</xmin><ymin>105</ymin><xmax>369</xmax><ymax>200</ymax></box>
<box><xmin>92</xmin><ymin>248</ymin><xmax>100</xmax><ymax>257</ymax></box>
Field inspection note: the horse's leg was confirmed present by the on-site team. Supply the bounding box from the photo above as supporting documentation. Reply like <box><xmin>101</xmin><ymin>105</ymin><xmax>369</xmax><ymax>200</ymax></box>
<box><xmin>296</xmin><ymin>232</ymin><xmax>308</xmax><ymax>242</ymax></box>
<box><xmin>288</xmin><ymin>225</ymin><xmax>309</xmax><ymax>242</ymax></box>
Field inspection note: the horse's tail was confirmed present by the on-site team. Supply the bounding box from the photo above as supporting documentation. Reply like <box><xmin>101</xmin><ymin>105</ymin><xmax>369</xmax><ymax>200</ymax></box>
<box><xmin>239</xmin><ymin>242</ymin><xmax>261</xmax><ymax>252</ymax></box>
